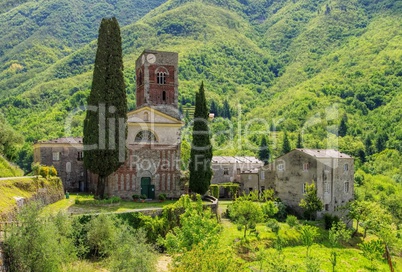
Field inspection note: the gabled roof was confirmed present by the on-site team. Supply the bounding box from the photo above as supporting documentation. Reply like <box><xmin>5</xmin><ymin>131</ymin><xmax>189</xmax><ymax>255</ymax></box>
<box><xmin>295</xmin><ymin>149</ymin><xmax>352</xmax><ymax>159</ymax></box>
<box><xmin>35</xmin><ymin>137</ymin><xmax>83</xmax><ymax>144</ymax></box>
<box><xmin>127</xmin><ymin>106</ymin><xmax>183</xmax><ymax>124</ymax></box>
<box><xmin>212</xmin><ymin>156</ymin><xmax>263</xmax><ymax>164</ymax></box>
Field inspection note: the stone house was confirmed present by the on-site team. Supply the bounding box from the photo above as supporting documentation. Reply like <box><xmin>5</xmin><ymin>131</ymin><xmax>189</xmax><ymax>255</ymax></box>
<box><xmin>35</xmin><ymin>50</ymin><xmax>184</xmax><ymax>199</ymax></box>
<box><xmin>239</xmin><ymin>168</ymin><xmax>260</xmax><ymax>194</ymax></box>
<box><xmin>211</xmin><ymin>156</ymin><xmax>263</xmax><ymax>184</ymax></box>
<box><xmin>256</xmin><ymin>149</ymin><xmax>354</xmax><ymax>217</ymax></box>
<box><xmin>211</xmin><ymin>156</ymin><xmax>262</xmax><ymax>197</ymax></box>
<box><xmin>33</xmin><ymin>137</ymin><xmax>85</xmax><ymax>191</ymax></box>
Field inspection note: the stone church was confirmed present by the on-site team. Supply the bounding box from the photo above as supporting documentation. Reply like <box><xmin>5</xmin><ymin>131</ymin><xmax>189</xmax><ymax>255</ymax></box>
<box><xmin>34</xmin><ymin>50</ymin><xmax>184</xmax><ymax>199</ymax></box>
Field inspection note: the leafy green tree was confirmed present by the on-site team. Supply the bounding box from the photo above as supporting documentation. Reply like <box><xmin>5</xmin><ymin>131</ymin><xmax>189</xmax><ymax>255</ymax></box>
<box><xmin>338</xmin><ymin>114</ymin><xmax>348</xmax><ymax>137</ymax></box>
<box><xmin>109</xmin><ymin>228</ymin><xmax>156</xmax><ymax>272</ymax></box>
<box><xmin>299</xmin><ymin>183</ymin><xmax>323</xmax><ymax>220</ymax></box>
<box><xmin>162</xmin><ymin>195</ymin><xmax>220</xmax><ymax>253</ymax></box>
<box><xmin>4</xmin><ymin>202</ymin><xmax>77</xmax><ymax>272</ymax></box>
<box><xmin>85</xmin><ymin>213</ymin><xmax>118</xmax><ymax>257</ymax></box>
<box><xmin>347</xmin><ymin>200</ymin><xmax>368</xmax><ymax>237</ymax></box>
<box><xmin>83</xmin><ymin>17</ymin><xmax>127</xmax><ymax>199</ymax></box>
<box><xmin>359</xmin><ymin>240</ymin><xmax>384</xmax><ymax>271</ymax></box>
<box><xmin>299</xmin><ymin>224</ymin><xmax>319</xmax><ymax>257</ymax></box>
<box><xmin>375</xmin><ymin>132</ymin><xmax>388</xmax><ymax>153</ymax></box>
<box><xmin>180</xmin><ymin>138</ymin><xmax>191</xmax><ymax>170</ymax></box>
<box><xmin>189</xmin><ymin>82</ymin><xmax>213</xmax><ymax>195</ymax></box>
<box><xmin>227</xmin><ymin>199</ymin><xmax>264</xmax><ymax>239</ymax></box>
<box><xmin>356</xmin><ymin>201</ymin><xmax>392</xmax><ymax>238</ymax></box>
<box><xmin>282</xmin><ymin>131</ymin><xmax>291</xmax><ymax>155</ymax></box>
<box><xmin>261</xmin><ymin>201</ymin><xmax>279</xmax><ymax>219</ymax></box>
<box><xmin>0</xmin><ymin>113</ymin><xmax>23</xmax><ymax>161</ymax></box>
<box><xmin>328</xmin><ymin>221</ymin><xmax>351</xmax><ymax>272</ymax></box>
<box><xmin>258</xmin><ymin>136</ymin><xmax>270</xmax><ymax>165</ymax></box>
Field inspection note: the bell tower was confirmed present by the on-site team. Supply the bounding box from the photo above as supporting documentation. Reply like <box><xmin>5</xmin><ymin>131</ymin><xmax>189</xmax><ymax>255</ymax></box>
<box><xmin>135</xmin><ymin>50</ymin><xmax>179</xmax><ymax>119</ymax></box>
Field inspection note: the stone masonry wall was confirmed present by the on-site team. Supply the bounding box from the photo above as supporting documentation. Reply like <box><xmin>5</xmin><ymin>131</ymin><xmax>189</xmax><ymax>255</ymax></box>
<box><xmin>0</xmin><ymin>242</ymin><xmax>6</xmax><ymax>272</ymax></box>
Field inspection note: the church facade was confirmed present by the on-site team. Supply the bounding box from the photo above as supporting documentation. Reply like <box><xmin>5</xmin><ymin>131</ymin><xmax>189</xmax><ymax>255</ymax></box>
<box><xmin>35</xmin><ymin>50</ymin><xmax>184</xmax><ymax>199</ymax></box>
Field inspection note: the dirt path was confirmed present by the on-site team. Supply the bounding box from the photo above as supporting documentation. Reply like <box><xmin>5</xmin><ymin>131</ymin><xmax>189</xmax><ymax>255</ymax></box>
<box><xmin>156</xmin><ymin>254</ymin><xmax>172</xmax><ymax>271</ymax></box>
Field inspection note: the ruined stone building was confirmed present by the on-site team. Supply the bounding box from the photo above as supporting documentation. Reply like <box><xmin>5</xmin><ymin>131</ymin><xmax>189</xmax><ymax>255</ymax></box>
<box><xmin>211</xmin><ymin>156</ymin><xmax>263</xmax><ymax>197</ymax></box>
<box><xmin>211</xmin><ymin>156</ymin><xmax>263</xmax><ymax>185</ymax></box>
<box><xmin>241</xmin><ymin>149</ymin><xmax>354</xmax><ymax>217</ymax></box>
<box><xmin>34</xmin><ymin>50</ymin><xmax>183</xmax><ymax>199</ymax></box>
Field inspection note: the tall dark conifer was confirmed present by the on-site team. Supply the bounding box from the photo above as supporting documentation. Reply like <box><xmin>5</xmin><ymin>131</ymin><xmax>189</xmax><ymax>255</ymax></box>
<box><xmin>221</xmin><ymin>99</ymin><xmax>231</xmax><ymax>119</ymax></box>
<box><xmin>339</xmin><ymin>114</ymin><xmax>348</xmax><ymax>137</ymax></box>
<box><xmin>297</xmin><ymin>132</ymin><xmax>303</xmax><ymax>148</ymax></box>
<box><xmin>210</xmin><ymin>100</ymin><xmax>218</xmax><ymax>115</ymax></box>
<box><xmin>83</xmin><ymin>17</ymin><xmax>127</xmax><ymax>199</ymax></box>
<box><xmin>258</xmin><ymin>136</ymin><xmax>270</xmax><ymax>165</ymax></box>
<box><xmin>282</xmin><ymin>131</ymin><xmax>291</xmax><ymax>155</ymax></box>
<box><xmin>189</xmin><ymin>82</ymin><xmax>212</xmax><ymax>195</ymax></box>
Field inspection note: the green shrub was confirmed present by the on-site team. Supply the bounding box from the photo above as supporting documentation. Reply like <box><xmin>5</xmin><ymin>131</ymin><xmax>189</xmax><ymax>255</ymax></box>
<box><xmin>274</xmin><ymin>201</ymin><xmax>288</xmax><ymax>222</ymax></box>
<box><xmin>109</xmin><ymin>196</ymin><xmax>121</xmax><ymax>203</ymax></box>
<box><xmin>132</xmin><ymin>194</ymin><xmax>140</xmax><ymax>200</ymax></box>
<box><xmin>286</xmin><ymin>215</ymin><xmax>299</xmax><ymax>227</ymax></box>
<box><xmin>4</xmin><ymin>202</ymin><xmax>77</xmax><ymax>271</ymax></box>
<box><xmin>109</xmin><ymin>228</ymin><xmax>156</xmax><ymax>272</ymax></box>
<box><xmin>158</xmin><ymin>193</ymin><xmax>167</xmax><ymax>201</ymax></box>
<box><xmin>324</xmin><ymin>213</ymin><xmax>339</xmax><ymax>230</ymax></box>
<box><xmin>267</xmin><ymin>218</ymin><xmax>280</xmax><ymax>233</ymax></box>
<box><xmin>262</xmin><ymin>201</ymin><xmax>279</xmax><ymax>219</ymax></box>
<box><xmin>85</xmin><ymin>213</ymin><xmax>118</xmax><ymax>257</ymax></box>
<box><xmin>210</xmin><ymin>184</ymin><xmax>219</xmax><ymax>198</ymax></box>
<box><xmin>278</xmin><ymin>226</ymin><xmax>301</xmax><ymax>247</ymax></box>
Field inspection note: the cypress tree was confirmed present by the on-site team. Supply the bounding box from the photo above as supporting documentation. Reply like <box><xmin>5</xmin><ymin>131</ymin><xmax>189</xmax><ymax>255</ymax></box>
<box><xmin>364</xmin><ymin>136</ymin><xmax>374</xmax><ymax>156</ymax></box>
<box><xmin>375</xmin><ymin>132</ymin><xmax>388</xmax><ymax>153</ymax></box>
<box><xmin>210</xmin><ymin>100</ymin><xmax>218</xmax><ymax>115</ymax></box>
<box><xmin>258</xmin><ymin>136</ymin><xmax>270</xmax><ymax>165</ymax></box>
<box><xmin>189</xmin><ymin>82</ymin><xmax>213</xmax><ymax>195</ymax></box>
<box><xmin>339</xmin><ymin>114</ymin><xmax>348</xmax><ymax>137</ymax></box>
<box><xmin>282</xmin><ymin>131</ymin><xmax>291</xmax><ymax>155</ymax></box>
<box><xmin>222</xmin><ymin>99</ymin><xmax>231</xmax><ymax>119</ymax></box>
<box><xmin>83</xmin><ymin>17</ymin><xmax>127</xmax><ymax>199</ymax></box>
<box><xmin>297</xmin><ymin>132</ymin><xmax>303</xmax><ymax>148</ymax></box>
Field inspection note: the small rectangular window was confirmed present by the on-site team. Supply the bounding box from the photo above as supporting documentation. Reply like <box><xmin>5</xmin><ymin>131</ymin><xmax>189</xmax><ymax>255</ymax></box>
<box><xmin>325</xmin><ymin>204</ymin><xmax>329</xmax><ymax>211</ymax></box>
<box><xmin>324</xmin><ymin>181</ymin><xmax>330</xmax><ymax>193</ymax></box>
<box><xmin>303</xmin><ymin>163</ymin><xmax>309</xmax><ymax>171</ymax></box>
<box><xmin>260</xmin><ymin>171</ymin><xmax>265</xmax><ymax>180</ymax></box>
<box><xmin>237</xmin><ymin>168</ymin><xmax>241</xmax><ymax>175</ymax></box>
<box><xmin>303</xmin><ymin>183</ymin><xmax>307</xmax><ymax>194</ymax></box>
<box><xmin>344</xmin><ymin>164</ymin><xmax>349</xmax><ymax>171</ymax></box>
<box><xmin>53</xmin><ymin>152</ymin><xmax>60</xmax><ymax>161</ymax></box>
<box><xmin>223</xmin><ymin>168</ymin><xmax>229</xmax><ymax>175</ymax></box>
<box><xmin>344</xmin><ymin>181</ymin><xmax>350</xmax><ymax>193</ymax></box>
<box><xmin>77</xmin><ymin>152</ymin><xmax>84</xmax><ymax>161</ymax></box>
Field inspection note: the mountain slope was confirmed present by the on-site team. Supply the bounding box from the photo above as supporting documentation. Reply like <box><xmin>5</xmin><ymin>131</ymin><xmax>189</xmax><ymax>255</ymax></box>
<box><xmin>0</xmin><ymin>0</ymin><xmax>402</xmax><ymax>171</ymax></box>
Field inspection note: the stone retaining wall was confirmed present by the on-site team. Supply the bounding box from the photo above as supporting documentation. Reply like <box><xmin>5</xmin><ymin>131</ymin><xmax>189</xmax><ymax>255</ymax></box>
<box><xmin>0</xmin><ymin>242</ymin><xmax>6</xmax><ymax>272</ymax></box>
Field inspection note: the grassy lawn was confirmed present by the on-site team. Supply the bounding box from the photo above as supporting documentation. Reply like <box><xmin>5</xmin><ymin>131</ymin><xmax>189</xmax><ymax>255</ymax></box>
<box><xmin>42</xmin><ymin>193</ymin><xmax>176</xmax><ymax>215</ymax></box>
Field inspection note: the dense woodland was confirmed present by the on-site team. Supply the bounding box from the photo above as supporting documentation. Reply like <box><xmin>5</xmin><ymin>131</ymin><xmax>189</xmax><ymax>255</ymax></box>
<box><xmin>1</xmin><ymin>0</ymin><xmax>402</xmax><ymax>269</ymax></box>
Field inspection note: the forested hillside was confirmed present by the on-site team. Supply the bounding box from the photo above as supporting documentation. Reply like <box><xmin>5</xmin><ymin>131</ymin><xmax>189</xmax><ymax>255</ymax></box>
<box><xmin>0</xmin><ymin>0</ymin><xmax>402</xmax><ymax>177</ymax></box>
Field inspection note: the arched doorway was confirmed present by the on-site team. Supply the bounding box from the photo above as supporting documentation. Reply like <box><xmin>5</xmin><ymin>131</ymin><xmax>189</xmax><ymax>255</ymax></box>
<box><xmin>140</xmin><ymin>177</ymin><xmax>155</xmax><ymax>199</ymax></box>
